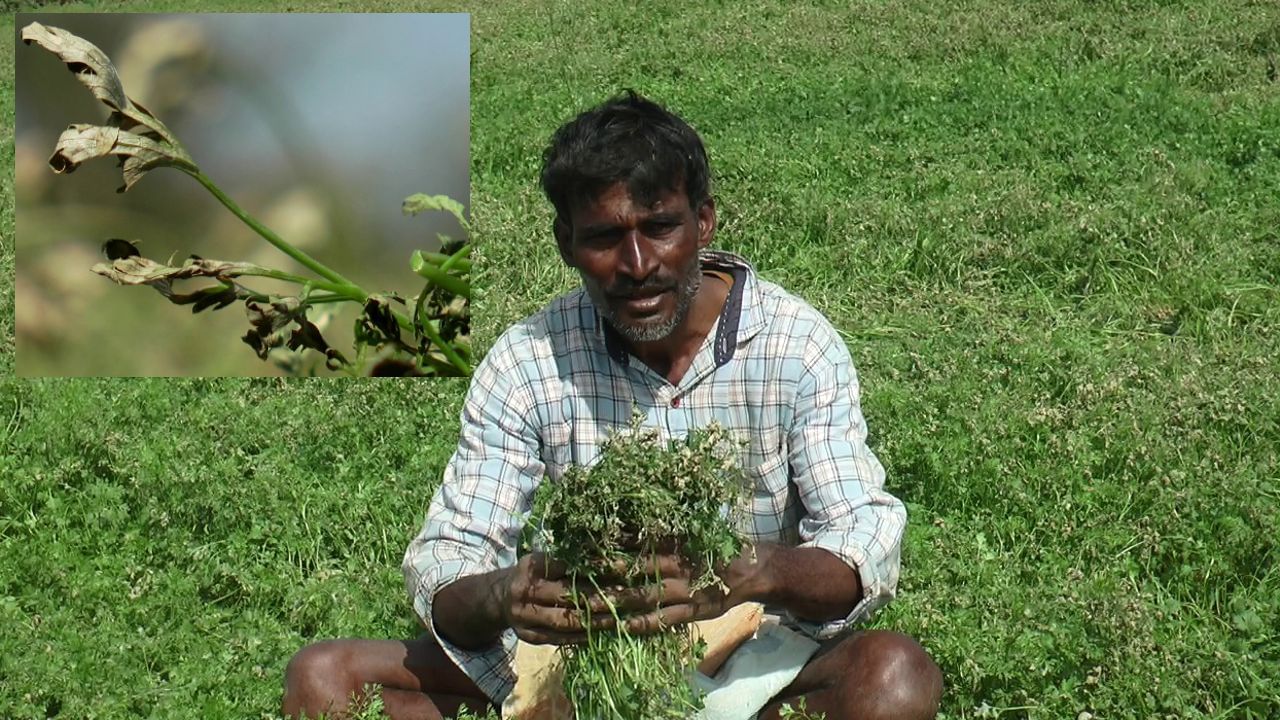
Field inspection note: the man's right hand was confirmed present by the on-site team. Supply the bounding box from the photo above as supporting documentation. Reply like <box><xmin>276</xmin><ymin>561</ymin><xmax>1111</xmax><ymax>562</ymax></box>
<box><xmin>500</xmin><ymin>552</ymin><xmax>615</xmax><ymax>645</ymax></box>
<box><xmin>434</xmin><ymin>552</ymin><xmax>621</xmax><ymax>650</ymax></box>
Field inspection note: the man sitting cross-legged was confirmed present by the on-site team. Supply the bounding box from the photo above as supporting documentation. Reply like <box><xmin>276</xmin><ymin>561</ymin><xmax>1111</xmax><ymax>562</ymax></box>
<box><xmin>282</xmin><ymin>92</ymin><xmax>943</xmax><ymax>720</ymax></box>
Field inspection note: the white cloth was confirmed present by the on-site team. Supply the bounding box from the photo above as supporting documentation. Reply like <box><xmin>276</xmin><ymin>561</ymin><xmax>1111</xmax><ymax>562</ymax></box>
<box><xmin>693</xmin><ymin>620</ymin><xmax>822</xmax><ymax>720</ymax></box>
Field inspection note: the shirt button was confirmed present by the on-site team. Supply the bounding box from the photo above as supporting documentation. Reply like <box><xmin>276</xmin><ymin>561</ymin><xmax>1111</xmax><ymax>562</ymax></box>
<box><xmin>671</xmin><ymin>396</ymin><xmax>681</xmax><ymax>408</ymax></box>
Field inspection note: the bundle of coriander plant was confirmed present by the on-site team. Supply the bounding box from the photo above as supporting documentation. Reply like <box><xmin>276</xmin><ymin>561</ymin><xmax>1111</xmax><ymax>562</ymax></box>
<box><xmin>524</xmin><ymin>415</ymin><xmax>749</xmax><ymax>719</ymax></box>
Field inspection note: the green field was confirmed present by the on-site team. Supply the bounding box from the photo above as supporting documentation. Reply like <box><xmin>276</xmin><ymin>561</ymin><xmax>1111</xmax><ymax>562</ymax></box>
<box><xmin>3</xmin><ymin>1</ymin><xmax>1280</xmax><ymax>718</ymax></box>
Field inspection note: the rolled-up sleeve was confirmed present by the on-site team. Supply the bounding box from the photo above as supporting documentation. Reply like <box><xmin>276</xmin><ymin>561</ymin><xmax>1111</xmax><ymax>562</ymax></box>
<box><xmin>402</xmin><ymin>339</ymin><xmax>544</xmax><ymax>705</ymax></box>
<box><xmin>786</xmin><ymin>317</ymin><xmax>906</xmax><ymax>639</ymax></box>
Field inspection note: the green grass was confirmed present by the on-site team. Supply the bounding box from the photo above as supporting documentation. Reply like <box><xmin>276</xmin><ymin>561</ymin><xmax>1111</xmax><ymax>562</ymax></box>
<box><xmin>0</xmin><ymin>378</ymin><xmax>466</xmax><ymax>719</ymax></box>
<box><xmin>3</xmin><ymin>0</ymin><xmax>1279</xmax><ymax>718</ymax></box>
<box><xmin>2</xmin><ymin>10</ymin><xmax>16</xmax><ymax>376</ymax></box>
<box><xmin>470</xmin><ymin>1</ymin><xmax>1280</xmax><ymax>718</ymax></box>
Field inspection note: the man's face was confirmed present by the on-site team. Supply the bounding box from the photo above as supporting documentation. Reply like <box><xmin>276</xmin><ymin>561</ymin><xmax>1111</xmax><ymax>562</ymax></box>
<box><xmin>556</xmin><ymin>182</ymin><xmax>715</xmax><ymax>344</ymax></box>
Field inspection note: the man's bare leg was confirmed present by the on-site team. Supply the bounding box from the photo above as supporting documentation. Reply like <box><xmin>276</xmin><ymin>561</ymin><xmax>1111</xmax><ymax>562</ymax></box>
<box><xmin>758</xmin><ymin>629</ymin><xmax>943</xmax><ymax>720</ymax></box>
<box><xmin>282</xmin><ymin>635</ymin><xmax>494</xmax><ymax>720</ymax></box>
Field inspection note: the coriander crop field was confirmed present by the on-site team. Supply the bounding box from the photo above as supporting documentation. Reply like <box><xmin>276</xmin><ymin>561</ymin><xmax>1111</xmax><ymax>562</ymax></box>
<box><xmin>4</xmin><ymin>1</ymin><xmax>1280</xmax><ymax>719</ymax></box>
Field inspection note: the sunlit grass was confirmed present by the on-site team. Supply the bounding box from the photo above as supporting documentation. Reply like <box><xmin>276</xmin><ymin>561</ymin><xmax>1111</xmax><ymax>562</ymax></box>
<box><xmin>2</xmin><ymin>0</ymin><xmax>1278</xmax><ymax>718</ymax></box>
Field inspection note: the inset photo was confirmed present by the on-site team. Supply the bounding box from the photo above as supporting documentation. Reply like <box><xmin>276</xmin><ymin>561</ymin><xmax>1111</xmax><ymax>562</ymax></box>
<box><xmin>15</xmin><ymin>13</ymin><xmax>471</xmax><ymax>376</ymax></box>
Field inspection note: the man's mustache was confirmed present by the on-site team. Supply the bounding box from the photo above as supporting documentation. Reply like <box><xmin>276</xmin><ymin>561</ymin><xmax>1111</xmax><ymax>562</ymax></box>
<box><xmin>605</xmin><ymin>276</ymin><xmax>677</xmax><ymax>298</ymax></box>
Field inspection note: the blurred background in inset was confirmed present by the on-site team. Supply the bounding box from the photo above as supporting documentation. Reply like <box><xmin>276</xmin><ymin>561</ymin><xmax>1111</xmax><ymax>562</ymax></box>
<box><xmin>15</xmin><ymin>13</ymin><xmax>470</xmax><ymax>376</ymax></box>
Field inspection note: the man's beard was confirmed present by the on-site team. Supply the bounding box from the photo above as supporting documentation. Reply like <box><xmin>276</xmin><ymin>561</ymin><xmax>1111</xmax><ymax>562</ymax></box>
<box><xmin>582</xmin><ymin>255</ymin><xmax>703</xmax><ymax>343</ymax></box>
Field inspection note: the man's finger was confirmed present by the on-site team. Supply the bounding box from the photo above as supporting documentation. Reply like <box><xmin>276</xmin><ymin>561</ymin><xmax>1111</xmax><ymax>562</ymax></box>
<box><xmin>605</xmin><ymin>553</ymin><xmax>691</xmax><ymax>580</ymax></box>
<box><xmin>580</xmin><ymin>579</ymin><xmax>693</xmax><ymax>614</ymax></box>
<box><xmin>512</xmin><ymin>600</ymin><xmax>588</xmax><ymax>631</ymax></box>
<box><xmin>520</xmin><ymin>577</ymin><xmax>583</xmax><ymax>606</ymax></box>
<box><xmin>622</xmin><ymin>603</ymin><xmax>698</xmax><ymax>635</ymax></box>
<box><xmin>526</xmin><ymin>552</ymin><xmax>570</xmax><ymax>580</ymax></box>
<box><xmin>514</xmin><ymin>627</ymin><xmax>590</xmax><ymax>646</ymax></box>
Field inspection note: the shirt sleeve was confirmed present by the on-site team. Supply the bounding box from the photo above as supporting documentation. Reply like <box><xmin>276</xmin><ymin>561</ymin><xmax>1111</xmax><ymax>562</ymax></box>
<box><xmin>784</xmin><ymin>315</ymin><xmax>906</xmax><ymax>639</ymax></box>
<box><xmin>401</xmin><ymin>338</ymin><xmax>545</xmax><ymax>705</ymax></box>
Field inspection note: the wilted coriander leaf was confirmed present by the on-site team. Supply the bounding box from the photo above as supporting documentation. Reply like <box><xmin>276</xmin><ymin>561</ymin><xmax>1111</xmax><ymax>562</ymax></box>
<box><xmin>243</xmin><ymin>297</ymin><xmax>346</xmax><ymax>369</ymax></box>
<box><xmin>92</xmin><ymin>251</ymin><xmax>255</xmax><ymax>313</ymax></box>
<box><xmin>22</xmin><ymin>22</ymin><xmax>198</xmax><ymax>191</ymax></box>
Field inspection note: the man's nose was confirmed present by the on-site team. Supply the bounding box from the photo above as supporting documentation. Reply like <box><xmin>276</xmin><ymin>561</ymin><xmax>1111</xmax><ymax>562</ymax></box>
<box><xmin>618</xmin><ymin>231</ymin><xmax>657</xmax><ymax>280</ymax></box>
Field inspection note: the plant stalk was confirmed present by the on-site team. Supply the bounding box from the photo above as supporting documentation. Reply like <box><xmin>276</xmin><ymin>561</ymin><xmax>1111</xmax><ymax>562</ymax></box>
<box><xmin>187</xmin><ymin>169</ymin><xmax>366</xmax><ymax>301</ymax></box>
<box><xmin>414</xmin><ymin>312</ymin><xmax>471</xmax><ymax>375</ymax></box>
<box><xmin>412</xmin><ymin>260</ymin><xmax>472</xmax><ymax>299</ymax></box>
<box><xmin>237</xmin><ymin>268</ymin><xmax>350</xmax><ymax>295</ymax></box>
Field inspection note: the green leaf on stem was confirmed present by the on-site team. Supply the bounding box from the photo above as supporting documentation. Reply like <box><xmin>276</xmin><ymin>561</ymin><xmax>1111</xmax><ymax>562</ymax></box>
<box><xmin>410</xmin><ymin>254</ymin><xmax>471</xmax><ymax>299</ymax></box>
<box><xmin>402</xmin><ymin>193</ymin><xmax>468</xmax><ymax>229</ymax></box>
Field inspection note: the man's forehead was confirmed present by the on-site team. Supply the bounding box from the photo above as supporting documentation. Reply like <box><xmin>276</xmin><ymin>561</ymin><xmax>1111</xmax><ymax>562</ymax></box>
<box><xmin>569</xmin><ymin>181</ymin><xmax>690</xmax><ymax>219</ymax></box>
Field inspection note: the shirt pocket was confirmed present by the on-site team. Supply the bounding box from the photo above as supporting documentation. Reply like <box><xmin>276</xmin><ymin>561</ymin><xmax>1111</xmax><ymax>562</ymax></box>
<box><xmin>739</xmin><ymin>448</ymin><xmax>800</xmax><ymax>546</ymax></box>
<box><xmin>745</xmin><ymin>450</ymin><xmax>788</xmax><ymax>497</ymax></box>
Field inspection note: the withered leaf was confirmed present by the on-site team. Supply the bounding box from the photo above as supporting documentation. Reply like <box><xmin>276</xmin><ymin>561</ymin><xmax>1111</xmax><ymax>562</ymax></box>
<box><xmin>22</xmin><ymin>22</ymin><xmax>180</xmax><ymax>144</ymax></box>
<box><xmin>357</xmin><ymin>295</ymin><xmax>406</xmax><ymax>348</ymax></box>
<box><xmin>242</xmin><ymin>297</ymin><xmax>345</xmax><ymax>367</ymax></box>
<box><xmin>243</xmin><ymin>298</ymin><xmax>301</xmax><ymax>359</ymax></box>
<box><xmin>50</xmin><ymin>123</ymin><xmax>196</xmax><ymax>193</ymax></box>
<box><xmin>23</xmin><ymin>22</ymin><xmax>197</xmax><ymax>191</ymax></box>
<box><xmin>93</xmin><ymin>254</ymin><xmax>258</xmax><ymax>287</ymax></box>
<box><xmin>102</xmin><ymin>238</ymin><xmax>141</xmax><ymax>260</ymax></box>
<box><xmin>93</xmin><ymin>253</ymin><xmax>260</xmax><ymax>313</ymax></box>
<box><xmin>181</xmin><ymin>283</ymin><xmax>240</xmax><ymax>313</ymax></box>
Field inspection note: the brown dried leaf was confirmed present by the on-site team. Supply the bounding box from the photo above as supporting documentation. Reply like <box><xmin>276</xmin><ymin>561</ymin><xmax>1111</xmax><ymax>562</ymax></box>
<box><xmin>243</xmin><ymin>297</ymin><xmax>303</xmax><ymax>358</ymax></box>
<box><xmin>359</xmin><ymin>296</ymin><xmax>405</xmax><ymax>346</ymax></box>
<box><xmin>242</xmin><ymin>297</ymin><xmax>345</xmax><ymax>367</ymax></box>
<box><xmin>21</xmin><ymin>22</ymin><xmax>180</xmax><ymax>144</ymax></box>
<box><xmin>92</xmin><ymin>254</ymin><xmax>258</xmax><ymax>287</ymax></box>
<box><xmin>51</xmin><ymin>124</ymin><xmax>197</xmax><ymax>192</ymax></box>
<box><xmin>92</xmin><ymin>251</ymin><xmax>261</xmax><ymax>316</ymax></box>
<box><xmin>23</xmin><ymin>22</ymin><xmax>198</xmax><ymax>191</ymax></box>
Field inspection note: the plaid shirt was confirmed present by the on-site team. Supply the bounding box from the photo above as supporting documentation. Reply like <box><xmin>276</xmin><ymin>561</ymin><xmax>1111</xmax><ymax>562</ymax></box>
<box><xmin>402</xmin><ymin>251</ymin><xmax>906</xmax><ymax>705</ymax></box>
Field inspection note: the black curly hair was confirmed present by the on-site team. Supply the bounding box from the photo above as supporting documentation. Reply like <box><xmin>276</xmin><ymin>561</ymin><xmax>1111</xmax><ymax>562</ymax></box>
<box><xmin>540</xmin><ymin>91</ymin><xmax>712</xmax><ymax>226</ymax></box>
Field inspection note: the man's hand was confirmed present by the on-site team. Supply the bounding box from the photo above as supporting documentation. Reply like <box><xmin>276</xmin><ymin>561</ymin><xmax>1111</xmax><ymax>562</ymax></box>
<box><xmin>575</xmin><ymin>545</ymin><xmax>773</xmax><ymax>636</ymax></box>
<box><xmin>432</xmin><ymin>553</ymin><xmax>602</xmax><ymax>649</ymax></box>
<box><xmin>501</xmin><ymin>552</ymin><xmax>617</xmax><ymax>645</ymax></box>
<box><xmin>586</xmin><ymin>542</ymin><xmax>864</xmax><ymax>634</ymax></box>
<box><xmin>435</xmin><ymin>549</ymin><xmax>750</xmax><ymax>649</ymax></box>
<box><xmin>434</xmin><ymin>543</ymin><xmax>859</xmax><ymax>650</ymax></box>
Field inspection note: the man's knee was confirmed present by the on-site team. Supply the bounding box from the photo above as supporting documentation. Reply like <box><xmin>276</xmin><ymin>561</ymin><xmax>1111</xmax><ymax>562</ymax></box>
<box><xmin>282</xmin><ymin>640</ymin><xmax>360</xmax><ymax>718</ymax></box>
<box><xmin>840</xmin><ymin>630</ymin><xmax>943</xmax><ymax>720</ymax></box>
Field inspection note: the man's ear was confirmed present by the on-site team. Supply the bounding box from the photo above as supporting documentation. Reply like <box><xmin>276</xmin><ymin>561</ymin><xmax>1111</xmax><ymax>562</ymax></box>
<box><xmin>697</xmin><ymin>197</ymin><xmax>717</xmax><ymax>250</ymax></box>
<box><xmin>554</xmin><ymin>217</ymin><xmax>575</xmax><ymax>267</ymax></box>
